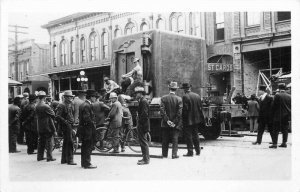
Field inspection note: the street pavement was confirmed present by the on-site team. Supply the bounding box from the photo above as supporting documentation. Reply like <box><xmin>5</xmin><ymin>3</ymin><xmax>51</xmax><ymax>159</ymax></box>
<box><xmin>8</xmin><ymin>132</ymin><xmax>291</xmax><ymax>181</ymax></box>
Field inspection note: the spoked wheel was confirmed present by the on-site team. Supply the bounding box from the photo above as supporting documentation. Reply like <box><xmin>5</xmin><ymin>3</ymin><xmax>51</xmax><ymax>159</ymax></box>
<box><xmin>126</xmin><ymin>128</ymin><xmax>142</xmax><ymax>153</ymax></box>
<box><xmin>52</xmin><ymin>137</ymin><xmax>63</xmax><ymax>152</ymax></box>
<box><xmin>73</xmin><ymin>136</ymin><xmax>79</xmax><ymax>153</ymax></box>
<box><xmin>94</xmin><ymin>127</ymin><xmax>113</xmax><ymax>152</ymax></box>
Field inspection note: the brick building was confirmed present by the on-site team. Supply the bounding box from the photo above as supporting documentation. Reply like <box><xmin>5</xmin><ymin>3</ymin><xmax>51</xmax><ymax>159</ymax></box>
<box><xmin>8</xmin><ymin>39</ymin><xmax>50</xmax><ymax>98</ymax></box>
<box><xmin>41</xmin><ymin>12</ymin><xmax>291</xmax><ymax>99</ymax></box>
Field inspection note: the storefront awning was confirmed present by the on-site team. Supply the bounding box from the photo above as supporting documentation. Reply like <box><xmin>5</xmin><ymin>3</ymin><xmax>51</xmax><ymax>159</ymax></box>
<box><xmin>8</xmin><ymin>78</ymin><xmax>22</xmax><ymax>86</ymax></box>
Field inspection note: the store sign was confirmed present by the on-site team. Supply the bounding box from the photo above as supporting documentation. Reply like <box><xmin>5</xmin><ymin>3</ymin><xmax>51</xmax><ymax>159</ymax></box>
<box><xmin>208</xmin><ymin>63</ymin><xmax>234</xmax><ymax>72</ymax></box>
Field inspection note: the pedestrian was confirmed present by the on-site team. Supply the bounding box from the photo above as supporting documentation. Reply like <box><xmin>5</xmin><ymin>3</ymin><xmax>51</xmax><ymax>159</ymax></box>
<box><xmin>135</xmin><ymin>86</ymin><xmax>150</xmax><ymax>165</ymax></box>
<box><xmin>8</xmin><ymin>97</ymin><xmax>22</xmax><ymax>153</ymax></box>
<box><xmin>247</xmin><ymin>94</ymin><xmax>260</xmax><ymax>133</ymax></box>
<box><xmin>269</xmin><ymin>83</ymin><xmax>291</xmax><ymax>148</ymax></box>
<box><xmin>56</xmin><ymin>90</ymin><xmax>77</xmax><ymax>165</ymax></box>
<box><xmin>103</xmin><ymin>76</ymin><xmax>120</xmax><ymax>100</ymax></box>
<box><xmin>35</xmin><ymin>91</ymin><xmax>57</xmax><ymax>162</ymax></box>
<box><xmin>181</xmin><ymin>83</ymin><xmax>204</xmax><ymax>157</ymax></box>
<box><xmin>252</xmin><ymin>85</ymin><xmax>273</xmax><ymax>145</ymax></box>
<box><xmin>105</xmin><ymin>92</ymin><xmax>123</xmax><ymax>153</ymax></box>
<box><xmin>17</xmin><ymin>92</ymin><xmax>28</xmax><ymax>144</ymax></box>
<box><xmin>73</xmin><ymin>90</ymin><xmax>86</xmax><ymax>125</ymax></box>
<box><xmin>77</xmin><ymin>89</ymin><xmax>97</xmax><ymax>169</ymax></box>
<box><xmin>21</xmin><ymin>94</ymin><xmax>38</xmax><ymax>154</ymax></box>
<box><xmin>160</xmin><ymin>82</ymin><xmax>182</xmax><ymax>159</ymax></box>
<box><xmin>232</xmin><ymin>93</ymin><xmax>243</xmax><ymax>104</ymax></box>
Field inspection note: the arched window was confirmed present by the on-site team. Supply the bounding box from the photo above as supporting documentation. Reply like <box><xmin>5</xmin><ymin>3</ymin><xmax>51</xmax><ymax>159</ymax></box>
<box><xmin>80</xmin><ymin>37</ymin><xmax>86</xmax><ymax>63</ymax></box>
<box><xmin>60</xmin><ymin>40</ymin><xmax>67</xmax><ymax>66</ymax></box>
<box><xmin>171</xmin><ymin>17</ymin><xmax>177</xmax><ymax>32</ymax></box>
<box><xmin>189</xmin><ymin>13</ymin><xmax>193</xmax><ymax>35</ymax></box>
<box><xmin>70</xmin><ymin>39</ymin><xmax>75</xmax><ymax>64</ymax></box>
<box><xmin>125</xmin><ymin>22</ymin><xmax>136</xmax><ymax>35</ymax></box>
<box><xmin>102</xmin><ymin>32</ymin><xmax>109</xmax><ymax>59</ymax></box>
<box><xmin>114</xmin><ymin>29</ymin><xmax>121</xmax><ymax>38</ymax></box>
<box><xmin>53</xmin><ymin>43</ymin><xmax>57</xmax><ymax>67</ymax></box>
<box><xmin>195</xmin><ymin>12</ymin><xmax>201</xmax><ymax>36</ymax></box>
<box><xmin>140</xmin><ymin>22</ymin><xmax>149</xmax><ymax>31</ymax></box>
<box><xmin>178</xmin><ymin>15</ymin><xmax>185</xmax><ymax>33</ymax></box>
<box><xmin>156</xmin><ymin>18</ymin><xmax>164</xmax><ymax>30</ymax></box>
<box><xmin>89</xmin><ymin>32</ymin><xmax>99</xmax><ymax>61</ymax></box>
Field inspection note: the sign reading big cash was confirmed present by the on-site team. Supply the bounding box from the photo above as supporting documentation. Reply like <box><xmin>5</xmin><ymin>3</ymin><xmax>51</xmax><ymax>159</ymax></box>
<box><xmin>207</xmin><ymin>63</ymin><xmax>234</xmax><ymax>72</ymax></box>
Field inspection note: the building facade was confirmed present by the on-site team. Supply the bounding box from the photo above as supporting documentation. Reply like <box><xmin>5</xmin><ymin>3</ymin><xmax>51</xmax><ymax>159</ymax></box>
<box><xmin>42</xmin><ymin>12</ymin><xmax>291</xmax><ymax>100</ymax></box>
<box><xmin>8</xmin><ymin>39</ymin><xmax>50</xmax><ymax>98</ymax></box>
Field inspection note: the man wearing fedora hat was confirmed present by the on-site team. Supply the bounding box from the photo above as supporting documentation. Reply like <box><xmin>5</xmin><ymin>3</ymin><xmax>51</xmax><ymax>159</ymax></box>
<box><xmin>160</xmin><ymin>81</ymin><xmax>183</xmax><ymax>159</ymax></box>
<box><xmin>135</xmin><ymin>86</ymin><xmax>150</xmax><ymax>165</ymax></box>
<box><xmin>270</xmin><ymin>83</ymin><xmax>291</xmax><ymax>148</ymax></box>
<box><xmin>56</xmin><ymin>90</ymin><xmax>77</xmax><ymax>165</ymax></box>
<box><xmin>73</xmin><ymin>90</ymin><xmax>86</xmax><ymax>125</ymax></box>
<box><xmin>78</xmin><ymin>89</ymin><xmax>97</xmax><ymax>169</ymax></box>
<box><xmin>252</xmin><ymin>85</ymin><xmax>274</xmax><ymax>146</ymax></box>
<box><xmin>35</xmin><ymin>91</ymin><xmax>57</xmax><ymax>162</ymax></box>
<box><xmin>181</xmin><ymin>83</ymin><xmax>204</xmax><ymax>157</ymax></box>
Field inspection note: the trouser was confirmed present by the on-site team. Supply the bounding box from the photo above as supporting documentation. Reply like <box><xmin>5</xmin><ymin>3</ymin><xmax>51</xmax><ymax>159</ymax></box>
<box><xmin>111</xmin><ymin>127</ymin><xmax>121</xmax><ymax>151</ymax></box>
<box><xmin>161</xmin><ymin>127</ymin><xmax>180</xmax><ymax>157</ymax></box>
<box><xmin>183</xmin><ymin>124</ymin><xmax>201</xmax><ymax>155</ymax></box>
<box><xmin>61</xmin><ymin>127</ymin><xmax>74</xmax><ymax>164</ymax></box>
<box><xmin>272</xmin><ymin>117</ymin><xmax>289</xmax><ymax>145</ymax></box>
<box><xmin>25</xmin><ymin>130</ymin><xmax>38</xmax><ymax>153</ymax></box>
<box><xmin>249</xmin><ymin>117</ymin><xmax>258</xmax><ymax>132</ymax></box>
<box><xmin>256</xmin><ymin>119</ymin><xmax>273</xmax><ymax>144</ymax></box>
<box><xmin>81</xmin><ymin>139</ymin><xmax>93</xmax><ymax>167</ymax></box>
<box><xmin>9</xmin><ymin>129</ymin><xmax>18</xmax><ymax>152</ymax></box>
<box><xmin>17</xmin><ymin>124</ymin><xmax>25</xmax><ymax>144</ymax></box>
<box><xmin>119</xmin><ymin>126</ymin><xmax>125</xmax><ymax>150</ymax></box>
<box><xmin>37</xmin><ymin>132</ymin><xmax>54</xmax><ymax>160</ymax></box>
<box><xmin>137</xmin><ymin>128</ymin><xmax>150</xmax><ymax>162</ymax></box>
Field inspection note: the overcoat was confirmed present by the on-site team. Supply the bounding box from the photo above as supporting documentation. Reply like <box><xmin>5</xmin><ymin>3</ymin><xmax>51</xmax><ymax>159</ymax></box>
<box><xmin>35</xmin><ymin>101</ymin><xmax>56</xmax><ymax>134</ymax></box>
<box><xmin>137</xmin><ymin>97</ymin><xmax>150</xmax><ymax>133</ymax></box>
<box><xmin>182</xmin><ymin>91</ymin><xmax>204</xmax><ymax>126</ymax></box>
<box><xmin>107</xmin><ymin>100</ymin><xmax>123</xmax><ymax>129</ymax></box>
<box><xmin>78</xmin><ymin>100</ymin><xmax>96</xmax><ymax>140</ymax></box>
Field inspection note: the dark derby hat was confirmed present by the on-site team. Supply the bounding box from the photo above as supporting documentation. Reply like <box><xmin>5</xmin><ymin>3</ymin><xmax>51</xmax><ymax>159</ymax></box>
<box><xmin>259</xmin><ymin>85</ymin><xmax>267</xmax><ymax>91</ymax></box>
<box><xmin>278</xmin><ymin>83</ymin><xmax>286</xmax><ymax>90</ymax></box>
<box><xmin>86</xmin><ymin>89</ymin><xmax>97</xmax><ymax>97</ymax></box>
<box><xmin>28</xmin><ymin>94</ymin><xmax>36</xmax><ymax>101</ymax></box>
<box><xmin>180</xmin><ymin>83</ymin><xmax>192</xmax><ymax>89</ymax></box>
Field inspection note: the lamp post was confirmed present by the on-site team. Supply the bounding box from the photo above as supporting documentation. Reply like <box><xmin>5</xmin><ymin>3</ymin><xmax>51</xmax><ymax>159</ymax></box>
<box><xmin>77</xmin><ymin>70</ymin><xmax>88</xmax><ymax>90</ymax></box>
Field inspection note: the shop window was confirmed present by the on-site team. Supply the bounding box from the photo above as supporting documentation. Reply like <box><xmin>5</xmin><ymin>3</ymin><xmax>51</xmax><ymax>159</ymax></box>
<box><xmin>246</xmin><ymin>12</ymin><xmax>260</xmax><ymax>26</ymax></box>
<box><xmin>80</xmin><ymin>37</ymin><xmax>86</xmax><ymax>63</ymax></box>
<box><xmin>89</xmin><ymin>32</ymin><xmax>99</xmax><ymax>61</ymax></box>
<box><xmin>215</xmin><ymin>12</ymin><xmax>225</xmax><ymax>41</ymax></box>
<box><xmin>60</xmin><ymin>40</ymin><xmax>67</xmax><ymax>66</ymax></box>
<box><xmin>70</xmin><ymin>39</ymin><xmax>75</xmax><ymax>64</ymax></box>
<box><xmin>102</xmin><ymin>32</ymin><xmax>109</xmax><ymax>59</ymax></box>
<box><xmin>277</xmin><ymin>12</ymin><xmax>291</xmax><ymax>22</ymax></box>
<box><xmin>53</xmin><ymin>43</ymin><xmax>57</xmax><ymax>67</ymax></box>
<box><xmin>140</xmin><ymin>22</ymin><xmax>149</xmax><ymax>31</ymax></box>
<box><xmin>156</xmin><ymin>18</ymin><xmax>165</xmax><ymax>30</ymax></box>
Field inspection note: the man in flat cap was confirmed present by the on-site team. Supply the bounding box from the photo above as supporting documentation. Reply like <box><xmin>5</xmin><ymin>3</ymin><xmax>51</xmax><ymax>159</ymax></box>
<box><xmin>252</xmin><ymin>85</ymin><xmax>274</xmax><ymax>146</ymax></box>
<box><xmin>270</xmin><ymin>83</ymin><xmax>291</xmax><ymax>148</ymax></box>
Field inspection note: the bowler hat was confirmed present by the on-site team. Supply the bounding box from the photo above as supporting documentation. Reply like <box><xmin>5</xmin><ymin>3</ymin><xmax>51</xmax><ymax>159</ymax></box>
<box><xmin>180</xmin><ymin>83</ymin><xmax>192</xmax><ymax>89</ymax></box>
<box><xmin>28</xmin><ymin>94</ymin><xmax>36</xmax><ymax>101</ymax></box>
<box><xmin>133</xmin><ymin>57</ymin><xmax>140</xmax><ymax>63</ymax></box>
<box><xmin>86</xmin><ymin>89</ymin><xmax>97</xmax><ymax>97</ymax></box>
<box><xmin>109</xmin><ymin>92</ymin><xmax>118</xmax><ymax>99</ymax></box>
<box><xmin>37</xmin><ymin>91</ymin><xmax>47</xmax><ymax>97</ymax></box>
<box><xmin>259</xmin><ymin>85</ymin><xmax>267</xmax><ymax>91</ymax></box>
<box><xmin>278</xmin><ymin>83</ymin><xmax>286</xmax><ymax>90</ymax></box>
<box><xmin>63</xmin><ymin>90</ymin><xmax>75</xmax><ymax>97</ymax></box>
<box><xmin>168</xmin><ymin>81</ymin><xmax>179</xmax><ymax>89</ymax></box>
<box><xmin>134</xmin><ymin>86</ymin><xmax>145</xmax><ymax>94</ymax></box>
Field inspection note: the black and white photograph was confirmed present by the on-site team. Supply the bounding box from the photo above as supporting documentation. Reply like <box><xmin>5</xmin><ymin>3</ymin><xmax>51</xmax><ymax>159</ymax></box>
<box><xmin>1</xmin><ymin>0</ymin><xmax>300</xmax><ymax>192</ymax></box>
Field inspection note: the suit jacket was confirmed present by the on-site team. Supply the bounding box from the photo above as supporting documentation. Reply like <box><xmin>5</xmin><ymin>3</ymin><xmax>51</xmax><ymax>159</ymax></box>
<box><xmin>258</xmin><ymin>94</ymin><xmax>273</xmax><ymax>122</ymax></box>
<box><xmin>92</xmin><ymin>101</ymin><xmax>110</xmax><ymax>127</ymax></box>
<box><xmin>8</xmin><ymin>104</ymin><xmax>21</xmax><ymax>134</ymax></box>
<box><xmin>56</xmin><ymin>102</ymin><xmax>75</xmax><ymax>131</ymax></box>
<box><xmin>21</xmin><ymin>102</ymin><xmax>37</xmax><ymax>132</ymax></box>
<box><xmin>272</xmin><ymin>91</ymin><xmax>291</xmax><ymax>122</ymax></box>
<box><xmin>182</xmin><ymin>91</ymin><xmax>204</xmax><ymax>126</ymax></box>
<box><xmin>73</xmin><ymin>97</ymin><xmax>85</xmax><ymax>124</ymax></box>
<box><xmin>78</xmin><ymin>100</ymin><xmax>96</xmax><ymax>140</ymax></box>
<box><xmin>137</xmin><ymin>97</ymin><xmax>150</xmax><ymax>133</ymax></box>
<box><xmin>160</xmin><ymin>93</ymin><xmax>183</xmax><ymax>130</ymax></box>
<box><xmin>247</xmin><ymin>100</ymin><xmax>260</xmax><ymax>117</ymax></box>
<box><xmin>35</xmin><ymin>101</ymin><xmax>56</xmax><ymax>134</ymax></box>
<box><xmin>107</xmin><ymin>100</ymin><xmax>123</xmax><ymax>129</ymax></box>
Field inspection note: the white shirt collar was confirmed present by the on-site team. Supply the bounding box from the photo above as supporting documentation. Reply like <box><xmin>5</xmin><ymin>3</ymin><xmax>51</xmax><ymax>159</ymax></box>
<box><xmin>86</xmin><ymin>100</ymin><xmax>92</xmax><ymax>104</ymax></box>
<box><xmin>169</xmin><ymin>91</ymin><xmax>176</xmax><ymax>95</ymax></box>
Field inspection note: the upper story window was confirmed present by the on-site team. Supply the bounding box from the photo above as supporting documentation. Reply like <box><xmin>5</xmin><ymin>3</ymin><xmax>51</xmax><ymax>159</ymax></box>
<box><xmin>102</xmin><ymin>32</ymin><xmax>109</xmax><ymax>59</ymax></box>
<box><xmin>189</xmin><ymin>13</ymin><xmax>193</xmax><ymax>35</ymax></box>
<box><xmin>195</xmin><ymin>12</ymin><xmax>201</xmax><ymax>36</ymax></box>
<box><xmin>156</xmin><ymin>18</ymin><xmax>165</xmax><ymax>30</ymax></box>
<box><xmin>178</xmin><ymin>15</ymin><xmax>185</xmax><ymax>34</ymax></box>
<box><xmin>60</xmin><ymin>40</ymin><xmax>67</xmax><ymax>66</ymax></box>
<box><xmin>125</xmin><ymin>22</ymin><xmax>136</xmax><ymax>35</ymax></box>
<box><xmin>246</xmin><ymin>12</ymin><xmax>260</xmax><ymax>26</ymax></box>
<box><xmin>25</xmin><ymin>60</ymin><xmax>29</xmax><ymax>75</ymax></box>
<box><xmin>114</xmin><ymin>29</ymin><xmax>121</xmax><ymax>38</ymax></box>
<box><xmin>277</xmin><ymin>12</ymin><xmax>291</xmax><ymax>22</ymax></box>
<box><xmin>170</xmin><ymin>13</ymin><xmax>185</xmax><ymax>33</ymax></box>
<box><xmin>215</xmin><ymin>12</ymin><xmax>225</xmax><ymax>41</ymax></box>
<box><xmin>80</xmin><ymin>37</ymin><xmax>86</xmax><ymax>63</ymax></box>
<box><xmin>140</xmin><ymin>22</ymin><xmax>149</xmax><ymax>31</ymax></box>
<box><xmin>53</xmin><ymin>43</ymin><xmax>57</xmax><ymax>67</ymax></box>
<box><xmin>70</xmin><ymin>39</ymin><xmax>75</xmax><ymax>64</ymax></box>
<box><xmin>89</xmin><ymin>32</ymin><xmax>99</xmax><ymax>61</ymax></box>
<box><xmin>171</xmin><ymin>17</ymin><xmax>177</xmax><ymax>32</ymax></box>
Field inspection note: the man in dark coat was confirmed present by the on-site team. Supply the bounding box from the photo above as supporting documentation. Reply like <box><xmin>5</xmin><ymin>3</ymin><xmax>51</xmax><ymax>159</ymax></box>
<box><xmin>160</xmin><ymin>82</ymin><xmax>182</xmax><ymax>159</ymax></box>
<box><xmin>18</xmin><ymin>92</ymin><xmax>29</xmax><ymax>144</ymax></box>
<box><xmin>21</xmin><ymin>94</ymin><xmax>38</xmax><ymax>154</ymax></box>
<box><xmin>135</xmin><ymin>86</ymin><xmax>150</xmax><ymax>165</ymax></box>
<box><xmin>270</xmin><ymin>83</ymin><xmax>291</xmax><ymax>148</ymax></box>
<box><xmin>77</xmin><ymin>89</ymin><xmax>97</xmax><ymax>169</ymax></box>
<box><xmin>35</xmin><ymin>91</ymin><xmax>57</xmax><ymax>161</ymax></box>
<box><xmin>56</xmin><ymin>90</ymin><xmax>77</xmax><ymax>165</ymax></box>
<box><xmin>252</xmin><ymin>85</ymin><xmax>273</xmax><ymax>145</ymax></box>
<box><xmin>181</xmin><ymin>83</ymin><xmax>204</xmax><ymax>157</ymax></box>
<box><xmin>8</xmin><ymin>97</ymin><xmax>22</xmax><ymax>153</ymax></box>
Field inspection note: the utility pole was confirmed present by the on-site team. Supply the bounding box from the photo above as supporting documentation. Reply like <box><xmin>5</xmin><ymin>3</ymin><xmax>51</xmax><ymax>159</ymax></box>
<box><xmin>9</xmin><ymin>25</ymin><xmax>28</xmax><ymax>81</ymax></box>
